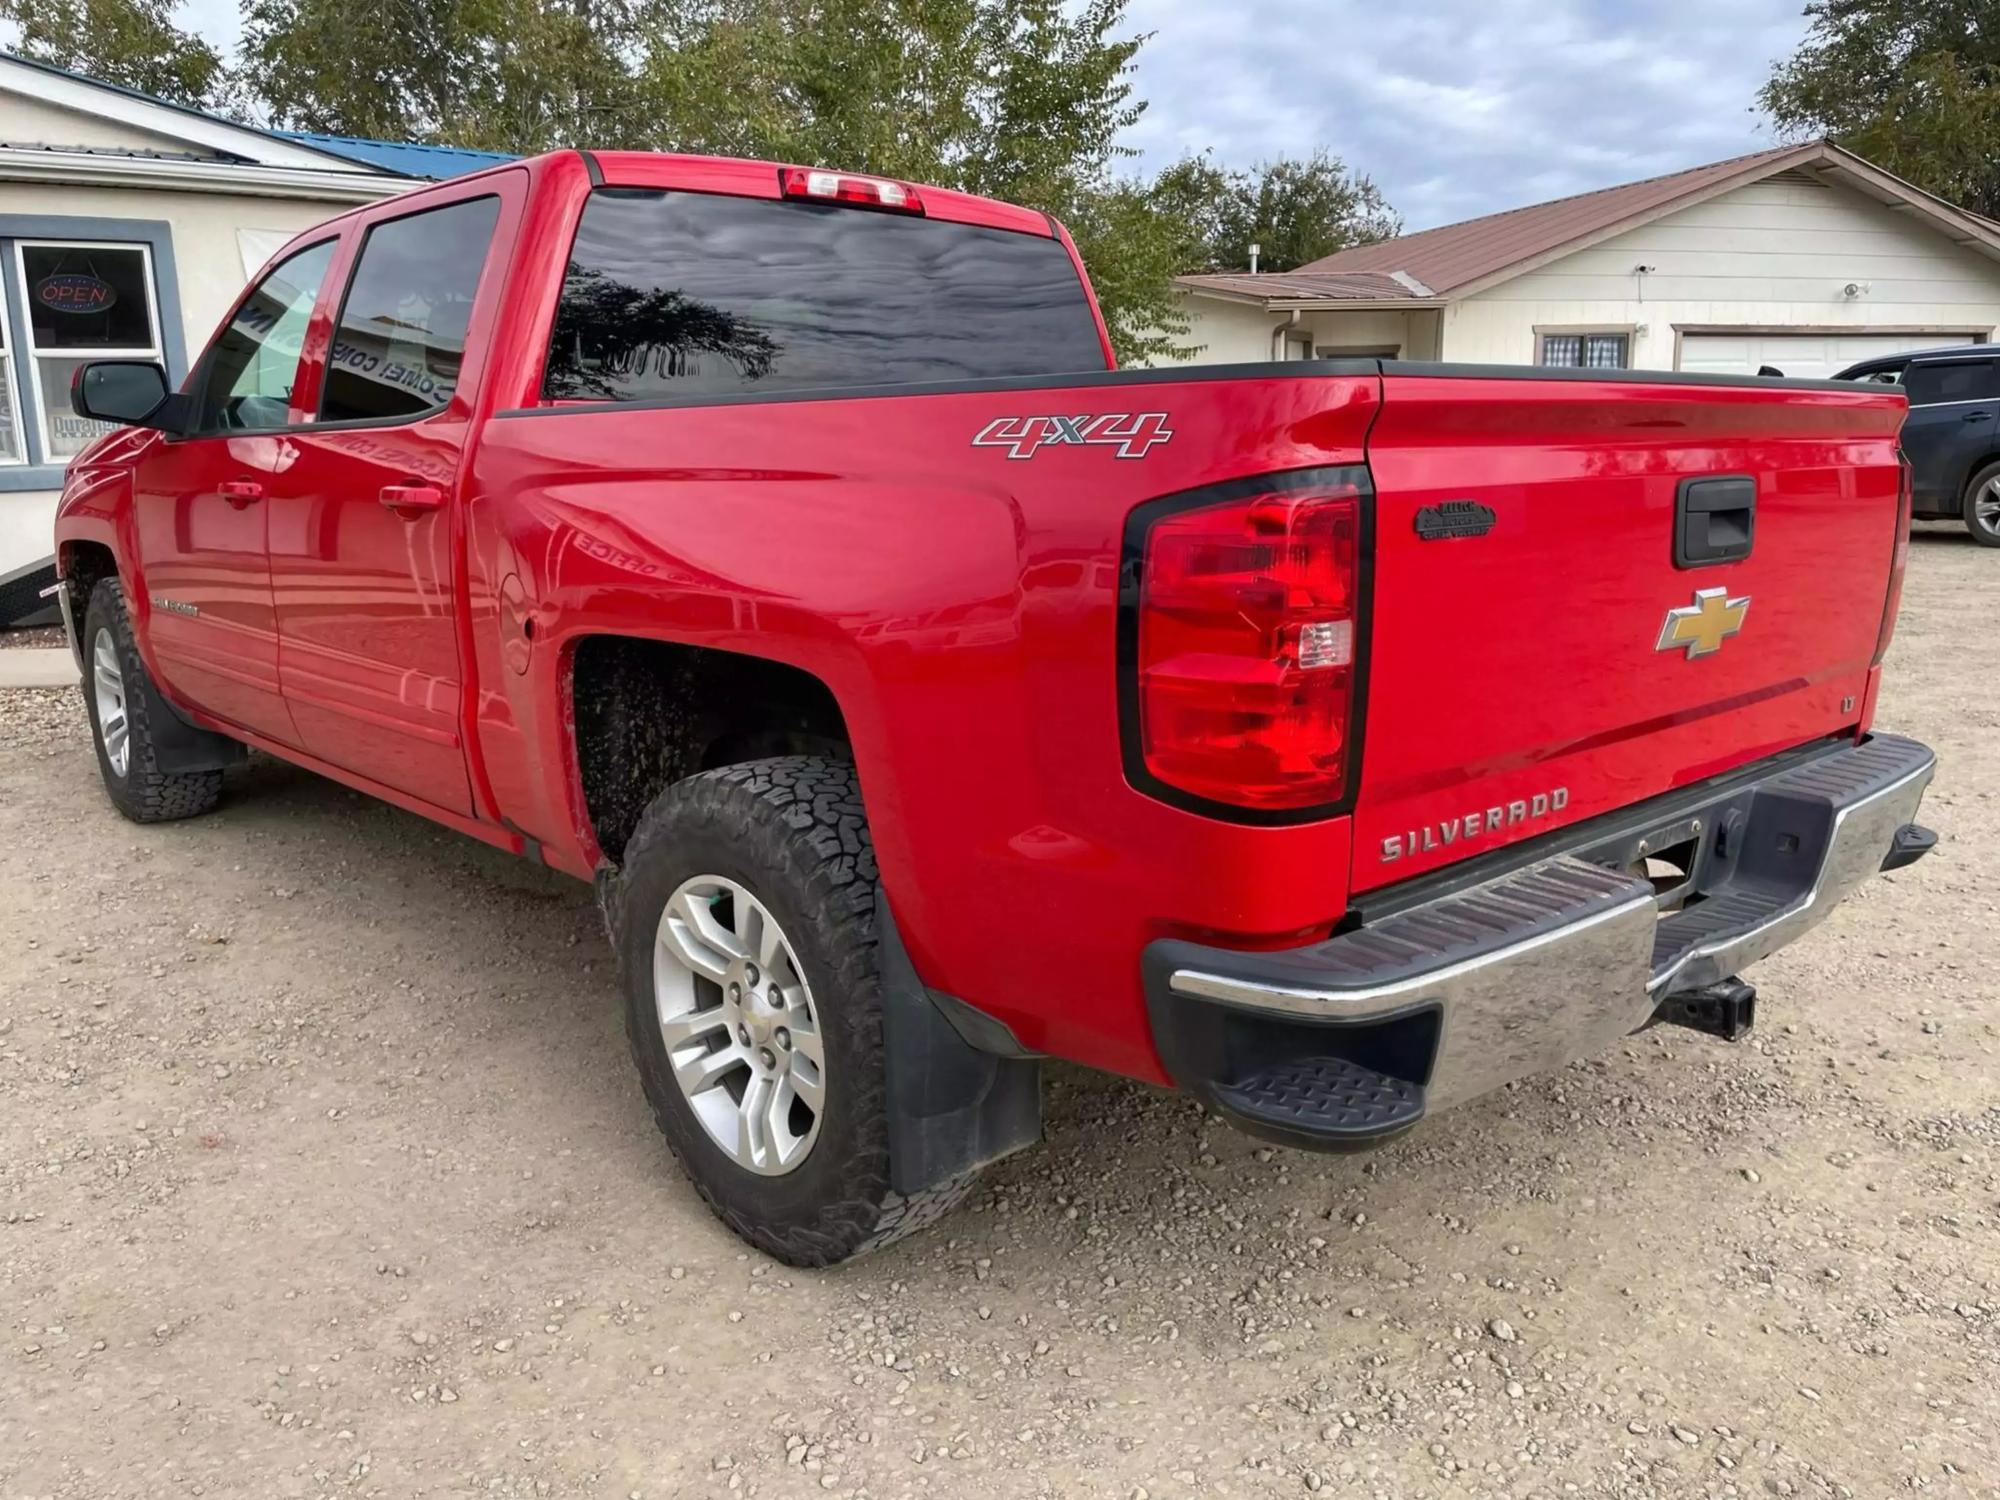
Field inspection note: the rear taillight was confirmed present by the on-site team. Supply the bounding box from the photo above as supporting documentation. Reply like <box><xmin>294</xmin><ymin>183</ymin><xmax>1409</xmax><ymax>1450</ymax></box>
<box><xmin>1872</xmin><ymin>453</ymin><xmax>1913</xmax><ymax>667</ymax></box>
<box><xmin>778</xmin><ymin>166</ymin><xmax>925</xmax><ymax>214</ymax></box>
<box><xmin>1124</xmin><ymin>468</ymin><xmax>1368</xmax><ymax>816</ymax></box>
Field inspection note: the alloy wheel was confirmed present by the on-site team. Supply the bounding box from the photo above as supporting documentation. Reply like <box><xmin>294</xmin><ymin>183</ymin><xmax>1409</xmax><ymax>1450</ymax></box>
<box><xmin>653</xmin><ymin>875</ymin><xmax>825</xmax><ymax>1176</ymax></box>
<box><xmin>92</xmin><ymin>627</ymin><xmax>130</xmax><ymax>778</ymax></box>
<box><xmin>1976</xmin><ymin>477</ymin><xmax>2000</xmax><ymax>539</ymax></box>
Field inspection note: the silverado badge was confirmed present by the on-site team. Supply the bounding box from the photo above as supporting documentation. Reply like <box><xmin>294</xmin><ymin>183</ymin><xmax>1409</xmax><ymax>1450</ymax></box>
<box><xmin>1413</xmin><ymin>500</ymin><xmax>1497</xmax><ymax>541</ymax></box>
<box><xmin>1657</xmin><ymin>587</ymin><xmax>1749</xmax><ymax>659</ymax></box>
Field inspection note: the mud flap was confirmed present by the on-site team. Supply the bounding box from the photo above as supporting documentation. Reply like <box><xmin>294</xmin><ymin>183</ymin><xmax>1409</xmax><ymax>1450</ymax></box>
<box><xmin>129</xmin><ymin>654</ymin><xmax>246</xmax><ymax>774</ymax></box>
<box><xmin>875</xmin><ymin>891</ymin><xmax>1041</xmax><ymax>1196</ymax></box>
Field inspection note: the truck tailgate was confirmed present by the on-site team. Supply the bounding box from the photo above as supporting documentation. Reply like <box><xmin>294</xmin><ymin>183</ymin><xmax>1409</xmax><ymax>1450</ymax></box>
<box><xmin>1351</xmin><ymin>369</ymin><xmax>1908</xmax><ymax>893</ymax></box>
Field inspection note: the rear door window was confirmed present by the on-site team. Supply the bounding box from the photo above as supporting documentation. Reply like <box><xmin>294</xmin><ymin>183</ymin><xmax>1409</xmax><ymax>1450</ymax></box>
<box><xmin>543</xmin><ymin>188</ymin><xmax>1107</xmax><ymax>402</ymax></box>
<box><xmin>1902</xmin><ymin>359</ymin><xmax>2000</xmax><ymax>406</ymax></box>
<box><xmin>320</xmin><ymin>196</ymin><xmax>501</xmax><ymax>423</ymax></box>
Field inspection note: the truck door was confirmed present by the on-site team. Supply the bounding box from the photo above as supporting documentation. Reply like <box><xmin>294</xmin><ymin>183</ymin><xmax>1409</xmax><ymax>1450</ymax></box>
<box><xmin>268</xmin><ymin>178</ymin><xmax>516</xmax><ymax>814</ymax></box>
<box><xmin>1898</xmin><ymin>355</ymin><xmax>2000</xmax><ymax>515</ymax></box>
<box><xmin>131</xmin><ymin>238</ymin><xmax>337</xmax><ymax>742</ymax></box>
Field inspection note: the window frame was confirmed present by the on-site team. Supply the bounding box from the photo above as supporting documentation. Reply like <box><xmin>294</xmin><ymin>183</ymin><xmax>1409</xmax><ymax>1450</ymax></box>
<box><xmin>536</xmin><ymin>185</ymin><xmax>1112</xmax><ymax>406</ymax></box>
<box><xmin>0</xmin><ymin>287</ymin><xmax>28</xmax><ymax>468</ymax></box>
<box><xmin>14</xmin><ymin>238</ymin><xmax>166</xmax><ymax>464</ymax></box>
<box><xmin>0</xmin><ymin>214</ymin><xmax>187</xmax><ymax>492</ymax></box>
<box><xmin>1534</xmin><ymin>326</ymin><xmax>1633</xmax><ymax>370</ymax></box>
<box><xmin>1900</xmin><ymin>357</ymin><xmax>2000</xmax><ymax>408</ymax></box>
<box><xmin>312</xmin><ymin>191</ymin><xmax>505</xmax><ymax>432</ymax></box>
<box><xmin>182</xmin><ymin>236</ymin><xmax>340</xmax><ymax>439</ymax></box>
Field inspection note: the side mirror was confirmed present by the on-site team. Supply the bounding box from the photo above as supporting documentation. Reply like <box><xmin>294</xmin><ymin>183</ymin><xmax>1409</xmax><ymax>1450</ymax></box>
<box><xmin>71</xmin><ymin>360</ymin><xmax>173</xmax><ymax>428</ymax></box>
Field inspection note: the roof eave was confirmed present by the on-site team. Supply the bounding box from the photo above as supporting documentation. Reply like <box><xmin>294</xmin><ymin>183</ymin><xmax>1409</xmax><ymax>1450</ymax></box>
<box><xmin>1177</xmin><ymin>284</ymin><xmax>1443</xmax><ymax>312</ymax></box>
<box><xmin>1437</xmin><ymin>139</ymin><xmax>2000</xmax><ymax>300</ymax></box>
<box><xmin>0</xmin><ymin>145</ymin><xmax>410</xmax><ymax>201</ymax></box>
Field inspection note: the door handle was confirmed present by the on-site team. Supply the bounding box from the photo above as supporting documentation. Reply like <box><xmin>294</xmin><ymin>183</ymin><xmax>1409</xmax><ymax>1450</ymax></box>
<box><xmin>379</xmin><ymin>482</ymin><xmax>445</xmax><ymax>519</ymax></box>
<box><xmin>1963</xmin><ymin>410</ymin><xmax>1994</xmax><ymax>423</ymax></box>
<box><xmin>217</xmin><ymin>478</ymin><xmax>264</xmax><ymax>507</ymax></box>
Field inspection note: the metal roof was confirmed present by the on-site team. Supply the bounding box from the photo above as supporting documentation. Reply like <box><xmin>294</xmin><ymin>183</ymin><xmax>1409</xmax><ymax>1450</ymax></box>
<box><xmin>1179</xmin><ymin>140</ymin><xmax>2000</xmax><ymax>309</ymax></box>
<box><xmin>273</xmin><ymin>132</ymin><xmax>516</xmax><ymax>181</ymax></box>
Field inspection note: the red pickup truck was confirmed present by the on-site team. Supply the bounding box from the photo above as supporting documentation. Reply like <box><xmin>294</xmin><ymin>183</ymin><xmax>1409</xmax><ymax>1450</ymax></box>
<box><xmin>53</xmin><ymin>150</ymin><xmax>1937</xmax><ymax>1265</ymax></box>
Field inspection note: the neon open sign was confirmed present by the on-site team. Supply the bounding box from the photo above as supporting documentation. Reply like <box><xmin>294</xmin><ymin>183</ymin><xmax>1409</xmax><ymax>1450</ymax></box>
<box><xmin>35</xmin><ymin>273</ymin><xmax>117</xmax><ymax>315</ymax></box>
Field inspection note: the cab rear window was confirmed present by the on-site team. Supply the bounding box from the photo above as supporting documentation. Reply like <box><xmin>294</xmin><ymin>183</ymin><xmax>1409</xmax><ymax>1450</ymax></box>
<box><xmin>542</xmin><ymin>188</ymin><xmax>1107</xmax><ymax>402</ymax></box>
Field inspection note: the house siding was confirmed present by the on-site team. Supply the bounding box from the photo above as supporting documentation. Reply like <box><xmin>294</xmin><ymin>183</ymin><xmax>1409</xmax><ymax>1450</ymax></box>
<box><xmin>1443</xmin><ymin>176</ymin><xmax>2000</xmax><ymax>368</ymax></box>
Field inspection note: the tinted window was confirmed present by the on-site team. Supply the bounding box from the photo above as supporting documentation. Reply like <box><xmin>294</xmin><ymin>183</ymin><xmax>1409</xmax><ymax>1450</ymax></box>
<box><xmin>544</xmin><ymin>189</ymin><xmax>1107</xmax><ymax>402</ymax></box>
<box><xmin>193</xmin><ymin>240</ymin><xmax>335</xmax><ymax>432</ymax></box>
<box><xmin>1902</xmin><ymin>359</ymin><xmax>2000</xmax><ymax>406</ymax></box>
<box><xmin>320</xmin><ymin>196</ymin><xmax>500</xmax><ymax>423</ymax></box>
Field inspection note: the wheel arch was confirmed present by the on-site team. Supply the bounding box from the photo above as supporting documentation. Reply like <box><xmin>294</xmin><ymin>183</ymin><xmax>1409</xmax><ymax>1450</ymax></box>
<box><xmin>565</xmin><ymin>632</ymin><xmax>859</xmax><ymax>868</ymax></box>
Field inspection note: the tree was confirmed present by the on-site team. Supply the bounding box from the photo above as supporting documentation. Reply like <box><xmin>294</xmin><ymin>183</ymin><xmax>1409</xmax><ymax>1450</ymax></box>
<box><xmin>1762</xmin><ymin>0</ymin><xmax>2000</xmax><ymax>218</ymax></box>
<box><xmin>636</xmin><ymin>0</ymin><xmax>1183</xmax><ymax>359</ymax></box>
<box><xmin>238</xmin><ymin>0</ymin><xmax>648</xmax><ymax>150</ymax></box>
<box><xmin>0</xmin><ymin>0</ymin><xmax>225</xmax><ymax>107</ymax></box>
<box><xmin>1154</xmin><ymin>150</ymin><xmax>1400</xmax><ymax>273</ymax></box>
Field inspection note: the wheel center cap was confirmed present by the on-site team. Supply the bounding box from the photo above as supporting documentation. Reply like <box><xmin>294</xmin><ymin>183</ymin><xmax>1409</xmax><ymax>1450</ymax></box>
<box><xmin>729</xmin><ymin>964</ymin><xmax>785</xmax><ymax>1052</ymax></box>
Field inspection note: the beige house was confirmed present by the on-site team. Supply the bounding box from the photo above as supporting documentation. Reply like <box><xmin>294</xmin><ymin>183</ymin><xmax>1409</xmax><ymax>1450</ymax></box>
<box><xmin>1169</xmin><ymin>140</ymin><xmax>2000</xmax><ymax>380</ymax></box>
<box><xmin>0</xmin><ymin>53</ymin><xmax>511</xmax><ymax>619</ymax></box>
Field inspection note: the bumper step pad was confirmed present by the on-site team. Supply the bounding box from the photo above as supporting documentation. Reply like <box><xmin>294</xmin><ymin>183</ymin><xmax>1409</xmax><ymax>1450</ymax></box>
<box><xmin>1211</xmin><ymin>1056</ymin><xmax>1425</xmax><ymax>1150</ymax></box>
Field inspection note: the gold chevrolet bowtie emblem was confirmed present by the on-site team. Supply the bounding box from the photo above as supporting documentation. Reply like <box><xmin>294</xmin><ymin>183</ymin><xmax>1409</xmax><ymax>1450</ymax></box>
<box><xmin>1657</xmin><ymin>587</ymin><xmax>1750</xmax><ymax>659</ymax></box>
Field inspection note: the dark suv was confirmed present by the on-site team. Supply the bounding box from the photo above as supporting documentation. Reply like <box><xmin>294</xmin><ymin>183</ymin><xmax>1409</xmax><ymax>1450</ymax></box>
<box><xmin>1835</xmin><ymin>345</ymin><xmax>2000</xmax><ymax>545</ymax></box>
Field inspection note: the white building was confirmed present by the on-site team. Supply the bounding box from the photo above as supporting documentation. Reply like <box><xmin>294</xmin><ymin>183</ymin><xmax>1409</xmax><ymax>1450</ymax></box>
<box><xmin>0</xmin><ymin>53</ymin><xmax>509</xmax><ymax>621</ymax></box>
<box><xmin>1171</xmin><ymin>140</ymin><xmax>2000</xmax><ymax>379</ymax></box>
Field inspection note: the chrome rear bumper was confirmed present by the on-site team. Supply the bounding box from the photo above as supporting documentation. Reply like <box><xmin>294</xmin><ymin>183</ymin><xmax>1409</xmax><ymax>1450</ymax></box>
<box><xmin>1144</xmin><ymin>734</ymin><xmax>1936</xmax><ymax>1146</ymax></box>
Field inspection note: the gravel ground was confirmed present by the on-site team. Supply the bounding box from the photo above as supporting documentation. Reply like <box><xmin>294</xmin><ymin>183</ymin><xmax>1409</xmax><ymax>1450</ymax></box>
<box><xmin>0</xmin><ymin>625</ymin><xmax>66</xmax><ymax>651</ymax></box>
<box><xmin>1</xmin><ymin>529</ymin><xmax>1994</xmax><ymax>1500</ymax></box>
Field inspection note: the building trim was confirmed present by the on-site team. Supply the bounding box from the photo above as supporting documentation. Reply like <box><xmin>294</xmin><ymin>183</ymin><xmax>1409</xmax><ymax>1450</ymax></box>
<box><xmin>0</xmin><ymin>146</ymin><xmax>407</xmax><ymax>202</ymax></box>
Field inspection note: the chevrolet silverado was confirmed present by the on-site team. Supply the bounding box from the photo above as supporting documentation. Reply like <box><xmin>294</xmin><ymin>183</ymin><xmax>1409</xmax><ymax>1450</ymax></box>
<box><xmin>52</xmin><ymin>150</ymin><xmax>1937</xmax><ymax>1264</ymax></box>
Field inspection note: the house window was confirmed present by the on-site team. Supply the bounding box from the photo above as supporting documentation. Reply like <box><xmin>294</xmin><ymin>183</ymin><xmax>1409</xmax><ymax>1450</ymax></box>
<box><xmin>1539</xmin><ymin>331</ymin><xmax>1629</xmax><ymax>369</ymax></box>
<box><xmin>0</xmin><ymin>294</ymin><xmax>25</xmax><ymax>465</ymax></box>
<box><xmin>13</xmin><ymin>240</ymin><xmax>164</xmax><ymax>461</ymax></box>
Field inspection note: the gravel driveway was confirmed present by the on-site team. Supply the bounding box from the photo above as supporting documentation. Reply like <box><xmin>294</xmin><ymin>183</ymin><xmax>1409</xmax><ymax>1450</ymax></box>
<box><xmin>2</xmin><ymin>530</ymin><xmax>1993</xmax><ymax>1500</ymax></box>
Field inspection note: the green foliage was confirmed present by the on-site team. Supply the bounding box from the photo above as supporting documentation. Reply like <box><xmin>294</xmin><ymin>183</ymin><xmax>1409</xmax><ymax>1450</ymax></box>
<box><xmin>1762</xmin><ymin>0</ymin><xmax>2000</xmax><ymax>217</ymax></box>
<box><xmin>16</xmin><ymin>0</ymin><xmax>1404</xmax><ymax>366</ymax></box>
<box><xmin>0</xmin><ymin>0</ymin><xmax>225</xmax><ymax>107</ymax></box>
<box><xmin>238</xmin><ymin>0</ymin><xmax>648</xmax><ymax>150</ymax></box>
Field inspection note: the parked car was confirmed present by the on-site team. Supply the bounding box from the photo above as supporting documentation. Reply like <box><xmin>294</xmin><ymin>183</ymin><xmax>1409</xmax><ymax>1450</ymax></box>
<box><xmin>52</xmin><ymin>150</ymin><xmax>1937</xmax><ymax>1264</ymax></box>
<box><xmin>1835</xmin><ymin>344</ymin><xmax>2000</xmax><ymax>545</ymax></box>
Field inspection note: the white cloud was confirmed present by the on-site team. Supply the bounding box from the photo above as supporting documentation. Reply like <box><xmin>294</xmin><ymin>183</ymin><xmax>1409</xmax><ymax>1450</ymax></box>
<box><xmin>1121</xmin><ymin>0</ymin><xmax>1813</xmax><ymax>227</ymax></box>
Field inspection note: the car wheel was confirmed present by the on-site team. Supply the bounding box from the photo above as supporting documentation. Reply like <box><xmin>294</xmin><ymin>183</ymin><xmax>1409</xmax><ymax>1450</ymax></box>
<box><xmin>82</xmin><ymin>578</ymin><xmax>224</xmax><ymax>823</ymax></box>
<box><xmin>617</xmin><ymin>756</ymin><xmax>975</xmax><ymax>1265</ymax></box>
<box><xmin>1962</xmin><ymin>461</ymin><xmax>2000</xmax><ymax>547</ymax></box>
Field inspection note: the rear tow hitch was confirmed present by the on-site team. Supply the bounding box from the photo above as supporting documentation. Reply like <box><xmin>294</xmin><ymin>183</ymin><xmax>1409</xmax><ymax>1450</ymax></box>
<box><xmin>1654</xmin><ymin>978</ymin><xmax>1757</xmax><ymax>1042</ymax></box>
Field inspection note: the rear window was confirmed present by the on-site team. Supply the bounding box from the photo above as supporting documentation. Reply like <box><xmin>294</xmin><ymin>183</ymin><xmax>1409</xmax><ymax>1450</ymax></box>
<box><xmin>542</xmin><ymin>188</ymin><xmax>1107</xmax><ymax>402</ymax></box>
<box><xmin>1903</xmin><ymin>359</ymin><xmax>2000</xmax><ymax>406</ymax></box>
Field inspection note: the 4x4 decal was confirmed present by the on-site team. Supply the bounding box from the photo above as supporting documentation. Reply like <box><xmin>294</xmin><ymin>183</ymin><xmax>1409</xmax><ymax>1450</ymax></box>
<box><xmin>972</xmin><ymin>412</ymin><xmax>1174</xmax><ymax>460</ymax></box>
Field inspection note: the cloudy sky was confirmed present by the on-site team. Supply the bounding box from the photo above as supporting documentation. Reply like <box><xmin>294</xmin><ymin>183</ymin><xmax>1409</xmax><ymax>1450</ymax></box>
<box><xmin>172</xmin><ymin>0</ymin><xmax>1815</xmax><ymax>231</ymax></box>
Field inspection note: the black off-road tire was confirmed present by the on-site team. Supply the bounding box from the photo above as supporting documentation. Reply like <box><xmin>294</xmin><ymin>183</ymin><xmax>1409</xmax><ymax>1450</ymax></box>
<box><xmin>618</xmin><ymin>757</ymin><xmax>974</xmax><ymax>1265</ymax></box>
<box><xmin>82</xmin><ymin>578</ymin><xmax>224</xmax><ymax>823</ymax></box>
<box><xmin>1963</xmin><ymin>460</ymin><xmax>2000</xmax><ymax>547</ymax></box>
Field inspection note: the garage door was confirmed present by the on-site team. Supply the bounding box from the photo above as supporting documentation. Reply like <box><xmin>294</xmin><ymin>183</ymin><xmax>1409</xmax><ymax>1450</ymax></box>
<box><xmin>1678</xmin><ymin>331</ymin><xmax>1981</xmax><ymax>380</ymax></box>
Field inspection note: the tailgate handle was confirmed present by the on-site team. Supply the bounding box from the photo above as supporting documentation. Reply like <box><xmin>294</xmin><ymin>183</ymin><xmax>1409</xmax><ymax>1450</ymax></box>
<box><xmin>1674</xmin><ymin>475</ymin><xmax>1755</xmax><ymax>568</ymax></box>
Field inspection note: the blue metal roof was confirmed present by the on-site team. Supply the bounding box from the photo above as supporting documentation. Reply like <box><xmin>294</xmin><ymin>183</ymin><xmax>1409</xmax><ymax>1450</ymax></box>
<box><xmin>273</xmin><ymin>132</ymin><xmax>516</xmax><ymax>181</ymax></box>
